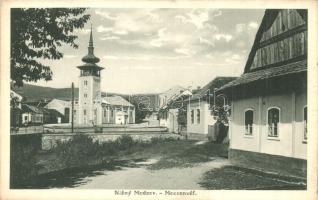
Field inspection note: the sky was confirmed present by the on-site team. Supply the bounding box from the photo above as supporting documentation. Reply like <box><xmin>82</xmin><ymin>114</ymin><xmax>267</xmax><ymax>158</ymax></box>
<box><xmin>33</xmin><ymin>8</ymin><xmax>265</xmax><ymax>94</ymax></box>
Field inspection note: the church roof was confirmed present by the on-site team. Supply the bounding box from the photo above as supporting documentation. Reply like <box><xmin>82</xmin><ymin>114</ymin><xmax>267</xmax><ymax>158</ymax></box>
<box><xmin>102</xmin><ymin>95</ymin><xmax>134</xmax><ymax>107</ymax></box>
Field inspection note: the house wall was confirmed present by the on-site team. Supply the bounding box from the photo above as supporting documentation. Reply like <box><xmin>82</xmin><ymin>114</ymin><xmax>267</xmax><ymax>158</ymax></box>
<box><xmin>22</xmin><ymin>113</ymin><xmax>32</xmax><ymax>124</ymax></box>
<box><xmin>230</xmin><ymin>91</ymin><xmax>307</xmax><ymax>159</ymax></box>
<box><xmin>45</xmin><ymin>99</ymin><xmax>70</xmax><ymax>116</ymax></box>
<box><xmin>187</xmin><ymin>101</ymin><xmax>216</xmax><ymax>135</ymax></box>
<box><xmin>101</xmin><ymin>105</ymin><xmax>135</xmax><ymax>124</ymax></box>
<box><xmin>167</xmin><ymin>109</ymin><xmax>178</xmax><ymax>133</ymax></box>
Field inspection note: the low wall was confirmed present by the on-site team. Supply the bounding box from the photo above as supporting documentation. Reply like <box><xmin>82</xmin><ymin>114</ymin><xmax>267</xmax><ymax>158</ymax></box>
<box><xmin>43</xmin><ymin>125</ymin><xmax>167</xmax><ymax>134</ymax></box>
<box><xmin>229</xmin><ymin>148</ymin><xmax>307</xmax><ymax>178</ymax></box>
<box><xmin>42</xmin><ymin>132</ymin><xmax>181</xmax><ymax>150</ymax></box>
<box><xmin>186</xmin><ymin>132</ymin><xmax>208</xmax><ymax>141</ymax></box>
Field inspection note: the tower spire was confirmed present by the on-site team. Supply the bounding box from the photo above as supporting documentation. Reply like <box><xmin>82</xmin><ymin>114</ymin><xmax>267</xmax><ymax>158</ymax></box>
<box><xmin>89</xmin><ymin>23</ymin><xmax>93</xmax><ymax>47</ymax></box>
<box><xmin>81</xmin><ymin>23</ymin><xmax>100</xmax><ymax>64</ymax></box>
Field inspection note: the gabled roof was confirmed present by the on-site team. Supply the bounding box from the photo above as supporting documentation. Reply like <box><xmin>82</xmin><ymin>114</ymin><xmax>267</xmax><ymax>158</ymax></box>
<box><xmin>244</xmin><ymin>9</ymin><xmax>307</xmax><ymax>73</ymax></box>
<box><xmin>191</xmin><ymin>77</ymin><xmax>237</xmax><ymax>101</ymax></box>
<box><xmin>102</xmin><ymin>95</ymin><xmax>134</xmax><ymax>107</ymax></box>
<box><xmin>217</xmin><ymin>9</ymin><xmax>307</xmax><ymax>93</ymax></box>
<box><xmin>160</xmin><ymin>89</ymin><xmax>192</xmax><ymax>110</ymax></box>
<box><xmin>160</xmin><ymin>85</ymin><xmax>186</xmax><ymax>99</ymax></box>
<box><xmin>218</xmin><ymin>60</ymin><xmax>307</xmax><ymax>91</ymax></box>
<box><xmin>10</xmin><ymin>90</ymin><xmax>23</xmax><ymax>101</ymax></box>
<box><xmin>22</xmin><ymin>104</ymin><xmax>43</xmax><ymax>114</ymax></box>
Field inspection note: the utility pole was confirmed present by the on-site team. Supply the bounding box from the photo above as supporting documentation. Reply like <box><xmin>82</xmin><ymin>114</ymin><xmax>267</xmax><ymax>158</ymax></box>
<box><xmin>71</xmin><ymin>82</ymin><xmax>74</xmax><ymax>133</ymax></box>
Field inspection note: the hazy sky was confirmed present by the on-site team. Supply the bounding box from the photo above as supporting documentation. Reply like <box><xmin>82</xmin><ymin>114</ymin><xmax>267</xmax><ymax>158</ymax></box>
<box><xmin>33</xmin><ymin>8</ymin><xmax>265</xmax><ymax>94</ymax></box>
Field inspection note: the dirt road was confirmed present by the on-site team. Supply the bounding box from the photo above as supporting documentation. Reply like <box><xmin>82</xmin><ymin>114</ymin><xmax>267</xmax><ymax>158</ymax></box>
<box><xmin>74</xmin><ymin>157</ymin><xmax>229</xmax><ymax>189</ymax></box>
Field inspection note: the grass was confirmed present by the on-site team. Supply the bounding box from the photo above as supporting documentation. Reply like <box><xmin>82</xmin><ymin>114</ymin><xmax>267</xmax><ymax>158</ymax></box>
<box><xmin>124</xmin><ymin>140</ymin><xmax>229</xmax><ymax>170</ymax></box>
<box><xmin>199</xmin><ymin>165</ymin><xmax>306</xmax><ymax>190</ymax></box>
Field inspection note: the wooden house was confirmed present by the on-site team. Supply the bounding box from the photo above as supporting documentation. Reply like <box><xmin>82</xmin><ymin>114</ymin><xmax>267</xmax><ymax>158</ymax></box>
<box><xmin>217</xmin><ymin>9</ymin><xmax>307</xmax><ymax>177</ymax></box>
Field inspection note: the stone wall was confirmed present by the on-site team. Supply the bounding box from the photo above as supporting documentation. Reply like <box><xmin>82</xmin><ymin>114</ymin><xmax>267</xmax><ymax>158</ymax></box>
<box><xmin>42</xmin><ymin>132</ymin><xmax>181</xmax><ymax>150</ymax></box>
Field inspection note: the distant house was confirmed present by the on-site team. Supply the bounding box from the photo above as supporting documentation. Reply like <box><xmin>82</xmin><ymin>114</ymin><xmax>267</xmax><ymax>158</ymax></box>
<box><xmin>10</xmin><ymin>90</ymin><xmax>23</xmax><ymax>127</ymax></box>
<box><xmin>159</xmin><ymin>89</ymin><xmax>192</xmax><ymax>133</ymax></box>
<box><xmin>158</xmin><ymin>85</ymin><xmax>188</xmax><ymax>109</ymax></box>
<box><xmin>217</xmin><ymin>9</ymin><xmax>307</xmax><ymax>177</ymax></box>
<box><xmin>21</xmin><ymin>104</ymin><xmax>44</xmax><ymax>125</ymax></box>
<box><xmin>101</xmin><ymin>95</ymin><xmax>135</xmax><ymax>124</ymax></box>
<box><xmin>40</xmin><ymin>108</ymin><xmax>64</xmax><ymax>124</ymax></box>
<box><xmin>44</xmin><ymin>98</ymin><xmax>72</xmax><ymax>123</ymax></box>
<box><xmin>187</xmin><ymin>77</ymin><xmax>237</xmax><ymax>140</ymax></box>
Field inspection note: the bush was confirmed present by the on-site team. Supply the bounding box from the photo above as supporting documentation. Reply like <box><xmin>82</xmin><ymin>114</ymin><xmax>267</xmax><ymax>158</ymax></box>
<box><xmin>115</xmin><ymin>135</ymin><xmax>135</xmax><ymax>150</ymax></box>
<box><xmin>150</xmin><ymin>136</ymin><xmax>176</xmax><ymax>144</ymax></box>
<box><xmin>10</xmin><ymin>144</ymin><xmax>38</xmax><ymax>188</ymax></box>
<box><xmin>53</xmin><ymin>134</ymin><xmax>99</xmax><ymax>167</ymax></box>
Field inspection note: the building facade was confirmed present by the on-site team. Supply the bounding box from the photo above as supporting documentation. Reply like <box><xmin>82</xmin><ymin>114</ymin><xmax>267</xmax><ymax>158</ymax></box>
<box><xmin>218</xmin><ymin>9</ymin><xmax>307</xmax><ymax>177</ymax></box>
<box><xmin>187</xmin><ymin>77</ymin><xmax>236</xmax><ymax>140</ymax></box>
<box><xmin>101</xmin><ymin>95</ymin><xmax>135</xmax><ymax>125</ymax></box>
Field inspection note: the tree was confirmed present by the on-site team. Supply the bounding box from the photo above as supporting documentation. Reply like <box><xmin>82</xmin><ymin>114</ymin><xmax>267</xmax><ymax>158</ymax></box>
<box><xmin>11</xmin><ymin>8</ymin><xmax>90</xmax><ymax>86</ymax></box>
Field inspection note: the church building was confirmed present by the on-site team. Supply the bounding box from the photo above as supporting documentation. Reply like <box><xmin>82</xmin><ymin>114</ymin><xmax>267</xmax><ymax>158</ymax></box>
<box><xmin>72</xmin><ymin>27</ymin><xmax>135</xmax><ymax>125</ymax></box>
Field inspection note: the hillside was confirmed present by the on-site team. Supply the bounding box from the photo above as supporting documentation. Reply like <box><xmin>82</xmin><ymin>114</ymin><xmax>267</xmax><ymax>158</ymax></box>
<box><xmin>11</xmin><ymin>84</ymin><xmax>160</xmax><ymax>111</ymax></box>
<box><xmin>11</xmin><ymin>84</ymin><xmax>80</xmax><ymax>101</ymax></box>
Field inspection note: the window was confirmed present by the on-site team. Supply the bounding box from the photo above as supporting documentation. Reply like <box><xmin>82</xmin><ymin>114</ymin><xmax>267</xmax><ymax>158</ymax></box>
<box><xmin>84</xmin><ymin>80</ymin><xmax>88</xmax><ymax>85</ymax></box>
<box><xmin>191</xmin><ymin>110</ymin><xmax>194</xmax><ymax>124</ymax></box>
<box><xmin>268</xmin><ymin>107</ymin><xmax>280</xmax><ymax>137</ymax></box>
<box><xmin>84</xmin><ymin>93</ymin><xmax>87</xmax><ymax>98</ymax></box>
<box><xmin>83</xmin><ymin>109</ymin><xmax>86</xmax><ymax>115</ymax></box>
<box><xmin>304</xmin><ymin>106</ymin><xmax>307</xmax><ymax>141</ymax></box>
<box><xmin>245</xmin><ymin>110</ymin><xmax>254</xmax><ymax>135</ymax></box>
<box><xmin>197</xmin><ymin>109</ymin><xmax>200</xmax><ymax>124</ymax></box>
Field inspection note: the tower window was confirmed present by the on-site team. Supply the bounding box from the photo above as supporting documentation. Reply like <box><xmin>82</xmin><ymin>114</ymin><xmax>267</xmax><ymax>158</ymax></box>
<box><xmin>84</xmin><ymin>80</ymin><xmax>88</xmax><ymax>85</ymax></box>
<box><xmin>83</xmin><ymin>109</ymin><xmax>86</xmax><ymax>115</ymax></box>
<box><xmin>84</xmin><ymin>93</ymin><xmax>87</xmax><ymax>98</ymax></box>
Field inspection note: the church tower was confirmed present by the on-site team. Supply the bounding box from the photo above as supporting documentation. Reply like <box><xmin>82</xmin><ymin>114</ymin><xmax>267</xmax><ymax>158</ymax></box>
<box><xmin>77</xmin><ymin>26</ymin><xmax>104</xmax><ymax>125</ymax></box>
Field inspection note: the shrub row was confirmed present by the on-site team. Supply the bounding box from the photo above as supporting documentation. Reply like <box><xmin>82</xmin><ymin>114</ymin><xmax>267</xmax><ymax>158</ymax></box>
<box><xmin>51</xmin><ymin>134</ymin><xmax>177</xmax><ymax>168</ymax></box>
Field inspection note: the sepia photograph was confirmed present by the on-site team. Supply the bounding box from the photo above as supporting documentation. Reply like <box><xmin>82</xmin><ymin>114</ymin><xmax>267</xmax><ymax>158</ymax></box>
<box><xmin>1</xmin><ymin>0</ymin><xmax>317</xmax><ymax>199</ymax></box>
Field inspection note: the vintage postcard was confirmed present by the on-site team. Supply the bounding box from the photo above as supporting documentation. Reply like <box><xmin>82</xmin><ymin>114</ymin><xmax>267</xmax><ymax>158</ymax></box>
<box><xmin>1</xmin><ymin>0</ymin><xmax>317</xmax><ymax>200</ymax></box>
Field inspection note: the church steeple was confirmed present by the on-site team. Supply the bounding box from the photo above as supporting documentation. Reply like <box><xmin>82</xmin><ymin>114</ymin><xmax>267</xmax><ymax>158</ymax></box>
<box><xmin>77</xmin><ymin>24</ymin><xmax>104</xmax><ymax>77</ymax></box>
<box><xmin>82</xmin><ymin>24</ymin><xmax>100</xmax><ymax>64</ymax></box>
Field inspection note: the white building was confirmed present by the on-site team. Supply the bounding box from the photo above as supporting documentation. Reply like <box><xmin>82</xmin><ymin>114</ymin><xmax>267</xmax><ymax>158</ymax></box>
<box><xmin>217</xmin><ymin>9</ymin><xmax>307</xmax><ymax>177</ymax></box>
<box><xmin>101</xmin><ymin>95</ymin><xmax>135</xmax><ymax>125</ymax></box>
